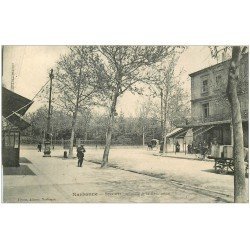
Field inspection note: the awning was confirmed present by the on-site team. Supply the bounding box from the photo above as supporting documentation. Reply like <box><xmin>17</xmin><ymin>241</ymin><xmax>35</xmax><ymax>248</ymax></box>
<box><xmin>4</xmin><ymin>113</ymin><xmax>31</xmax><ymax>130</ymax></box>
<box><xmin>2</xmin><ymin>87</ymin><xmax>33</xmax><ymax>117</ymax></box>
<box><xmin>193</xmin><ymin>125</ymin><xmax>215</xmax><ymax>137</ymax></box>
<box><xmin>2</xmin><ymin>87</ymin><xmax>33</xmax><ymax>130</ymax></box>
<box><xmin>166</xmin><ymin>128</ymin><xmax>189</xmax><ymax>139</ymax></box>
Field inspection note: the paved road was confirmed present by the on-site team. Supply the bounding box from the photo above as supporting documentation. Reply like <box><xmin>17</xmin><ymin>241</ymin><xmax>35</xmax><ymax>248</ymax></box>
<box><xmin>85</xmin><ymin>147</ymin><xmax>249</xmax><ymax>200</ymax></box>
<box><xmin>3</xmin><ymin>147</ymin><xmax>248</xmax><ymax>202</ymax></box>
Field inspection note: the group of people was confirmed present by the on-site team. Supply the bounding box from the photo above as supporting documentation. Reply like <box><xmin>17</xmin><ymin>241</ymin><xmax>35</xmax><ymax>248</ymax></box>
<box><xmin>187</xmin><ymin>140</ymin><xmax>213</xmax><ymax>159</ymax></box>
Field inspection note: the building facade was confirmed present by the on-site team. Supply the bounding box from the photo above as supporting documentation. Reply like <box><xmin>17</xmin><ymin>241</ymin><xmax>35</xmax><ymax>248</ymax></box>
<box><xmin>177</xmin><ymin>53</ymin><xmax>248</xmax><ymax>148</ymax></box>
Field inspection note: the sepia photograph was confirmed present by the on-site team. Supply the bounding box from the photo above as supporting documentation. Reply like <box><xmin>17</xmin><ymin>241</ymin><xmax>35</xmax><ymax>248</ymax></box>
<box><xmin>1</xmin><ymin>1</ymin><xmax>250</xmax><ymax>249</ymax></box>
<box><xmin>1</xmin><ymin>45</ymin><xmax>249</xmax><ymax>203</ymax></box>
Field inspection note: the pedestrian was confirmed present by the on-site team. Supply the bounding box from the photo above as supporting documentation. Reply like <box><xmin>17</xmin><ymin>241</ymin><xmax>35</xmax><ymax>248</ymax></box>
<box><xmin>201</xmin><ymin>140</ymin><xmax>208</xmax><ymax>160</ymax></box>
<box><xmin>77</xmin><ymin>144</ymin><xmax>86</xmax><ymax>167</ymax></box>
<box><xmin>37</xmin><ymin>142</ymin><xmax>42</xmax><ymax>152</ymax></box>
<box><xmin>175</xmin><ymin>141</ymin><xmax>180</xmax><ymax>153</ymax></box>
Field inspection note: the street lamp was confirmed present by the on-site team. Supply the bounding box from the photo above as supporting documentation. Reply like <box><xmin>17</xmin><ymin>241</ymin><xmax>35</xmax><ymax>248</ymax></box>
<box><xmin>43</xmin><ymin>69</ymin><xmax>54</xmax><ymax>157</ymax></box>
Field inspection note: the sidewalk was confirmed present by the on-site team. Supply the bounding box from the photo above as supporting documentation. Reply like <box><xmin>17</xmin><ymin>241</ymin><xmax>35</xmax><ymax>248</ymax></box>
<box><xmin>2</xmin><ymin>148</ymin><xmax>231</xmax><ymax>203</ymax></box>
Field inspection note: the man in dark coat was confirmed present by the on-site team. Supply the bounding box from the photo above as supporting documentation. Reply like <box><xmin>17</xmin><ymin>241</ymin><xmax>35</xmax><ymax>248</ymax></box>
<box><xmin>37</xmin><ymin>142</ymin><xmax>42</xmax><ymax>152</ymax></box>
<box><xmin>175</xmin><ymin>141</ymin><xmax>180</xmax><ymax>153</ymax></box>
<box><xmin>77</xmin><ymin>145</ymin><xmax>86</xmax><ymax>167</ymax></box>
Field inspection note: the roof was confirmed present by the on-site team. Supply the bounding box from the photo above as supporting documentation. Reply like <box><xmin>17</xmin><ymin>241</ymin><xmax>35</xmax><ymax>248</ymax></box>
<box><xmin>179</xmin><ymin>118</ymin><xmax>248</xmax><ymax>128</ymax></box>
<box><xmin>2</xmin><ymin>87</ymin><xmax>33</xmax><ymax>130</ymax></box>
<box><xmin>151</xmin><ymin>139</ymin><xmax>159</xmax><ymax>142</ymax></box>
<box><xmin>189</xmin><ymin>52</ymin><xmax>248</xmax><ymax>78</ymax></box>
<box><xmin>2</xmin><ymin>87</ymin><xmax>33</xmax><ymax>117</ymax></box>
<box><xmin>166</xmin><ymin>128</ymin><xmax>189</xmax><ymax>138</ymax></box>
<box><xmin>3</xmin><ymin>113</ymin><xmax>31</xmax><ymax>130</ymax></box>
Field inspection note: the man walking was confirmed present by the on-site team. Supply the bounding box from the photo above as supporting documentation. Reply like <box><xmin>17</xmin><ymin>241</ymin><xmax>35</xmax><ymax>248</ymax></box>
<box><xmin>77</xmin><ymin>144</ymin><xmax>86</xmax><ymax>167</ymax></box>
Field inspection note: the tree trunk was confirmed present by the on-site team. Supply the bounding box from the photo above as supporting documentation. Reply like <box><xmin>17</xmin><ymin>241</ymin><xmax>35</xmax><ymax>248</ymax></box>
<box><xmin>160</xmin><ymin>88</ymin><xmax>164</xmax><ymax>139</ymax></box>
<box><xmin>162</xmin><ymin>87</ymin><xmax>169</xmax><ymax>154</ymax></box>
<box><xmin>142</xmin><ymin>126</ymin><xmax>145</xmax><ymax>147</ymax></box>
<box><xmin>163</xmin><ymin>120</ymin><xmax>167</xmax><ymax>154</ymax></box>
<box><xmin>227</xmin><ymin>46</ymin><xmax>247</xmax><ymax>203</ymax></box>
<box><xmin>68</xmin><ymin>81</ymin><xmax>81</xmax><ymax>158</ymax></box>
<box><xmin>101</xmin><ymin>90</ymin><xmax>119</xmax><ymax>167</ymax></box>
<box><xmin>68</xmin><ymin>112</ymin><xmax>77</xmax><ymax>158</ymax></box>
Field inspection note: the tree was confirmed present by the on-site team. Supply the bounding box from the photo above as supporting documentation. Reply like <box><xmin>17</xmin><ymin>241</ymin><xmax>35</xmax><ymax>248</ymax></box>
<box><xmin>136</xmin><ymin>97</ymin><xmax>160</xmax><ymax>146</ymax></box>
<box><xmin>98</xmin><ymin>46</ymin><xmax>179</xmax><ymax>167</ymax></box>
<box><xmin>25</xmin><ymin>106</ymin><xmax>73</xmax><ymax>141</ymax></box>
<box><xmin>87</xmin><ymin>111</ymin><xmax>109</xmax><ymax>143</ymax></box>
<box><xmin>75</xmin><ymin>108</ymin><xmax>92</xmax><ymax>140</ymax></box>
<box><xmin>210</xmin><ymin>46</ymin><xmax>248</xmax><ymax>203</ymax></box>
<box><xmin>144</xmin><ymin>56</ymin><xmax>189</xmax><ymax>154</ymax></box>
<box><xmin>54</xmin><ymin>46</ymin><xmax>108</xmax><ymax>157</ymax></box>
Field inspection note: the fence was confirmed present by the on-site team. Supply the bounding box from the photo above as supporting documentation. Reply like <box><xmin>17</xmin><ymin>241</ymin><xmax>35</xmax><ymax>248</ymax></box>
<box><xmin>20</xmin><ymin>137</ymin><xmax>105</xmax><ymax>146</ymax></box>
<box><xmin>20</xmin><ymin>136</ymin><xmax>145</xmax><ymax>147</ymax></box>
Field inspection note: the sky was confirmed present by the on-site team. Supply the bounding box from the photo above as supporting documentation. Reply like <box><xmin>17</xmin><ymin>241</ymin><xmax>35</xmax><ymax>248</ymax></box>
<box><xmin>2</xmin><ymin>45</ymin><xmax>218</xmax><ymax>116</ymax></box>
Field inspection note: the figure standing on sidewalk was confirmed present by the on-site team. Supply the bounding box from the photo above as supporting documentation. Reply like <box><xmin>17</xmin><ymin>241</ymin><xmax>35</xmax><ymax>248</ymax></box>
<box><xmin>175</xmin><ymin>141</ymin><xmax>180</xmax><ymax>153</ymax></box>
<box><xmin>77</xmin><ymin>144</ymin><xmax>86</xmax><ymax>167</ymax></box>
<box><xmin>201</xmin><ymin>140</ymin><xmax>208</xmax><ymax>160</ymax></box>
<box><xmin>37</xmin><ymin>142</ymin><xmax>42</xmax><ymax>152</ymax></box>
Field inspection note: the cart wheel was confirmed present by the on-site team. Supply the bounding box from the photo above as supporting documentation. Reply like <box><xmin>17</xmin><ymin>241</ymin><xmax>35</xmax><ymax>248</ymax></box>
<box><xmin>214</xmin><ymin>165</ymin><xmax>218</xmax><ymax>173</ymax></box>
<box><xmin>215</xmin><ymin>166</ymin><xmax>223</xmax><ymax>174</ymax></box>
<box><xmin>220</xmin><ymin>168</ymin><xmax>228</xmax><ymax>175</ymax></box>
<box><xmin>215</xmin><ymin>164</ymin><xmax>227</xmax><ymax>174</ymax></box>
<box><xmin>216</xmin><ymin>168</ymin><xmax>222</xmax><ymax>174</ymax></box>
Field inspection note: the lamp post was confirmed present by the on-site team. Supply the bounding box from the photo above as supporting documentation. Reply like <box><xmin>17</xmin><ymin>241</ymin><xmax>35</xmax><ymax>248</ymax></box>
<box><xmin>43</xmin><ymin>69</ymin><xmax>54</xmax><ymax>157</ymax></box>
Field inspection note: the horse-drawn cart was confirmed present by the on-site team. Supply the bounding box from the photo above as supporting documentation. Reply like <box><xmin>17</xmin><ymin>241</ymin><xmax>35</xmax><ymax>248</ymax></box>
<box><xmin>207</xmin><ymin>155</ymin><xmax>234</xmax><ymax>174</ymax></box>
<box><xmin>208</xmin><ymin>145</ymin><xmax>248</xmax><ymax>175</ymax></box>
<box><xmin>147</xmin><ymin>139</ymin><xmax>159</xmax><ymax>150</ymax></box>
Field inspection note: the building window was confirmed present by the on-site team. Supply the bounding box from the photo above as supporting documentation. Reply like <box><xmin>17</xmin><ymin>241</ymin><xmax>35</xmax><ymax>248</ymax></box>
<box><xmin>202</xmin><ymin>103</ymin><xmax>209</xmax><ymax>118</ymax></box>
<box><xmin>240</xmin><ymin>62</ymin><xmax>248</xmax><ymax>78</ymax></box>
<box><xmin>202</xmin><ymin>80</ymin><xmax>208</xmax><ymax>93</ymax></box>
<box><xmin>215</xmin><ymin>75</ymin><xmax>222</xmax><ymax>87</ymax></box>
<box><xmin>240</xmin><ymin>99</ymin><xmax>247</xmax><ymax>111</ymax></box>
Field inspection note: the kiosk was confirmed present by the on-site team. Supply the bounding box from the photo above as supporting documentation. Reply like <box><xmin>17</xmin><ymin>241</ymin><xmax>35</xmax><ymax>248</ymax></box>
<box><xmin>2</xmin><ymin>87</ymin><xmax>33</xmax><ymax>167</ymax></box>
<box><xmin>2</xmin><ymin>129</ymin><xmax>20</xmax><ymax>167</ymax></box>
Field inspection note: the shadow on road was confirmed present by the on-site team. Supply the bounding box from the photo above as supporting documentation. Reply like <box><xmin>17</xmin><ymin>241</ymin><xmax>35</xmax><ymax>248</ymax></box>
<box><xmin>19</xmin><ymin>157</ymin><xmax>32</xmax><ymax>164</ymax></box>
<box><xmin>202</xmin><ymin>168</ymin><xmax>235</xmax><ymax>176</ymax></box>
<box><xmin>51</xmin><ymin>156</ymin><xmax>77</xmax><ymax>160</ymax></box>
<box><xmin>3</xmin><ymin>164</ymin><xmax>36</xmax><ymax>176</ymax></box>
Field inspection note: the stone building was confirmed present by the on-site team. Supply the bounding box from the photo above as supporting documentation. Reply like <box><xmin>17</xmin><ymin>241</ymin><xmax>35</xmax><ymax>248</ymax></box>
<box><xmin>177</xmin><ymin>53</ymin><xmax>248</xmax><ymax>148</ymax></box>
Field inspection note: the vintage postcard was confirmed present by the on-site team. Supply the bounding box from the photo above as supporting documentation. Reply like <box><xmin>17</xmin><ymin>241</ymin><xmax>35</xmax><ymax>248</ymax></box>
<box><xmin>1</xmin><ymin>45</ymin><xmax>249</xmax><ymax>203</ymax></box>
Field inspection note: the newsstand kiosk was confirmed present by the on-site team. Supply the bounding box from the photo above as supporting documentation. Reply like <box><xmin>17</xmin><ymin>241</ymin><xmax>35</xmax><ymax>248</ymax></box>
<box><xmin>2</xmin><ymin>87</ymin><xmax>33</xmax><ymax>167</ymax></box>
<box><xmin>2</xmin><ymin>129</ymin><xmax>20</xmax><ymax>167</ymax></box>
